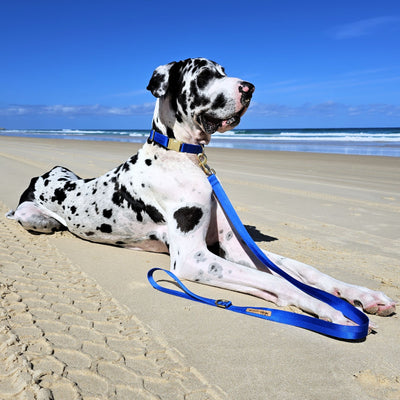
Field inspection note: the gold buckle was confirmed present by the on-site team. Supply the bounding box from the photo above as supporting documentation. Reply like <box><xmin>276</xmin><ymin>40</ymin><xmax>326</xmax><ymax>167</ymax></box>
<box><xmin>167</xmin><ymin>138</ymin><xmax>182</xmax><ymax>152</ymax></box>
<box><xmin>215</xmin><ymin>299</ymin><xmax>232</xmax><ymax>308</ymax></box>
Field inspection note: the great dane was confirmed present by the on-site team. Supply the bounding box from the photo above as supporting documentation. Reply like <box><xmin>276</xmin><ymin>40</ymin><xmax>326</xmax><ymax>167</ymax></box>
<box><xmin>7</xmin><ymin>58</ymin><xmax>396</xmax><ymax>328</ymax></box>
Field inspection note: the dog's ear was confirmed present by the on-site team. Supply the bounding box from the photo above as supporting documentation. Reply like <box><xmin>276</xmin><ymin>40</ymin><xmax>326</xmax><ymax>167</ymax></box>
<box><xmin>146</xmin><ymin>62</ymin><xmax>176</xmax><ymax>98</ymax></box>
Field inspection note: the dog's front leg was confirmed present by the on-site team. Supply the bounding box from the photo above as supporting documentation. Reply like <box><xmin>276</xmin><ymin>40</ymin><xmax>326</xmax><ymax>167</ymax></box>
<box><xmin>166</xmin><ymin>204</ymin><xmax>353</xmax><ymax>325</ymax></box>
<box><xmin>205</xmin><ymin>197</ymin><xmax>395</xmax><ymax>318</ymax></box>
<box><xmin>262</xmin><ymin>250</ymin><xmax>396</xmax><ymax>317</ymax></box>
<box><xmin>172</xmin><ymin>243</ymin><xmax>356</xmax><ymax>324</ymax></box>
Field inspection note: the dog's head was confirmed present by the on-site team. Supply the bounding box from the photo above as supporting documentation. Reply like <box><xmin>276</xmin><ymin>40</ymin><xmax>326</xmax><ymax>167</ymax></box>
<box><xmin>147</xmin><ymin>58</ymin><xmax>254</xmax><ymax>145</ymax></box>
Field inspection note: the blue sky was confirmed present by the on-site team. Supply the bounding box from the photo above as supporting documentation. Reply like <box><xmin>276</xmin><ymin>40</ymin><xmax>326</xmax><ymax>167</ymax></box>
<box><xmin>1</xmin><ymin>0</ymin><xmax>399</xmax><ymax>129</ymax></box>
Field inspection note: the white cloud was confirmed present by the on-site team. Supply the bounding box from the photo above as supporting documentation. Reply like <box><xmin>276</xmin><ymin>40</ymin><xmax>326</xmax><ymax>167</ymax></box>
<box><xmin>1</xmin><ymin>101</ymin><xmax>399</xmax><ymax>122</ymax></box>
<box><xmin>331</xmin><ymin>16</ymin><xmax>400</xmax><ymax>39</ymax></box>
<box><xmin>0</xmin><ymin>103</ymin><xmax>156</xmax><ymax>116</ymax></box>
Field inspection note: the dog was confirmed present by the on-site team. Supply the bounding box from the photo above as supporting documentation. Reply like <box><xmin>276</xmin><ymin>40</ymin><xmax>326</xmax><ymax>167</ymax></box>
<box><xmin>6</xmin><ymin>58</ymin><xmax>396</xmax><ymax>328</ymax></box>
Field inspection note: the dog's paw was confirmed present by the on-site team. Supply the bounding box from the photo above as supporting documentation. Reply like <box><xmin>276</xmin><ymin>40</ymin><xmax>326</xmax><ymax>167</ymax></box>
<box><xmin>5</xmin><ymin>210</ymin><xmax>15</xmax><ymax>219</ymax></box>
<box><xmin>362</xmin><ymin>301</ymin><xmax>396</xmax><ymax>316</ymax></box>
<box><xmin>351</xmin><ymin>290</ymin><xmax>396</xmax><ymax>317</ymax></box>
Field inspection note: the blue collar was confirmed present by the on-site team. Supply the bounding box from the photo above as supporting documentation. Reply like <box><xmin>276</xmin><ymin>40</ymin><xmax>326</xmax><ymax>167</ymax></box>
<box><xmin>148</xmin><ymin>130</ymin><xmax>203</xmax><ymax>154</ymax></box>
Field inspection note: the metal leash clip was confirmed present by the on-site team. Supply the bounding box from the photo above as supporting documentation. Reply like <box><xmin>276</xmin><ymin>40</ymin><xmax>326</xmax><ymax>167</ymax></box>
<box><xmin>198</xmin><ymin>148</ymin><xmax>216</xmax><ymax>176</ymax></box>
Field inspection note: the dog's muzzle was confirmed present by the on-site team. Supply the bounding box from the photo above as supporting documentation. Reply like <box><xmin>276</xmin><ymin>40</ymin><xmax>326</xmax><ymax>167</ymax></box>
<box><xmin>198</xmin><ymin>81</ymin><xmax>255</xmax><ymax>135</ymax></box>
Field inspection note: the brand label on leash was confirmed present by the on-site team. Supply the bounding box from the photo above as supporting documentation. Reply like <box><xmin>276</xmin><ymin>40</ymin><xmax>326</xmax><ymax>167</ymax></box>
<box><xmin>245</xmin><ymin>308</ymin><xmax>272</xmax><ymax>317</ymax></box>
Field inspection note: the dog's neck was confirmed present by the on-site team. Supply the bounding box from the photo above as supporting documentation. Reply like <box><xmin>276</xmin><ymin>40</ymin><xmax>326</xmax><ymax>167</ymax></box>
<box><xmin>151</xmin><ymin>97</ymin><xmax>209</xmax><ymax>146</ymax></box>
<box><xmin>151</xmin><ymin>98</ymin><xmax>176</xmax><ymax>139</ymax></box>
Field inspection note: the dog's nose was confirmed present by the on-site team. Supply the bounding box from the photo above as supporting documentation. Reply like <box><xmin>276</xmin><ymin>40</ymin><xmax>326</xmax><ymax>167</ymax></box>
<box><xmin>239</xmin><ymin>82</ymin><xmax>255</xmax><ymax>106</ymax></box>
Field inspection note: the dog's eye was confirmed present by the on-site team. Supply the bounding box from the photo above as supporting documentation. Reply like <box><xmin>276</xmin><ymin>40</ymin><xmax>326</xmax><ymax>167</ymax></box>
<box><xmin>197</xmin><ymin>70</ymin><xmax>213</xmax><ymax>89</ymax></box>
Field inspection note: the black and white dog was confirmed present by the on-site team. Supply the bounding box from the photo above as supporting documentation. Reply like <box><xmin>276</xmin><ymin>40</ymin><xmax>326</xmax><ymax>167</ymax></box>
<box><xmin>7</xmin><ymin>58</ymin><xmax>395</xmax><ymax>327</ymax></box>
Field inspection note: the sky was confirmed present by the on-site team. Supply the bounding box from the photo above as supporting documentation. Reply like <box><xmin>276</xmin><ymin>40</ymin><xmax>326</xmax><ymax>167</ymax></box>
<box><xmin>1</xmin><ymin>0</ymin><xmax>400</xmax><ymax>129</ymax></box>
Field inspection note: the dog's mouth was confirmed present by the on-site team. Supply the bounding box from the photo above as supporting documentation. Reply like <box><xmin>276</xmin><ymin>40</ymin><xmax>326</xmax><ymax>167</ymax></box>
<box><xmin>197</xmin><ymin>110</ymin><xmax>243</xmax><ymax>135</ymax></box>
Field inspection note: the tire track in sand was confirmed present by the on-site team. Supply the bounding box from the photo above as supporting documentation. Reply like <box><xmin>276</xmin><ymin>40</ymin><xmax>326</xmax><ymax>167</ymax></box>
<box><xmin>0</xmin><ymin>202</ymin><xmax>226</xmax><ymax>400</ymax></box>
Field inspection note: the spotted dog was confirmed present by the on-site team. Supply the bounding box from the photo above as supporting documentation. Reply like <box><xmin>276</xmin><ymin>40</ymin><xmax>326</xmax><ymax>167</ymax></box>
<box><xmin>7</xmin><ymin>58</ymin><xmax>396</xmax><ymax>327</ymax></box>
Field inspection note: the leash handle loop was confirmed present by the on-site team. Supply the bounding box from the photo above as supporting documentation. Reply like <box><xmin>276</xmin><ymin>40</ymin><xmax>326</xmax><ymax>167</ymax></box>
<box><xmin>147</xmin><ymin>268</ymin><xmax>368</xmax><ymax>340</ymax></box>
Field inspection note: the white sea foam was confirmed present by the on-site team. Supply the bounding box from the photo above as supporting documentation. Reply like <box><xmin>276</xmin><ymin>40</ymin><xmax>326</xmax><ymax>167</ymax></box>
<box><xmin>1</xmin><ymin>128</ymin><xmax>399</xmax><ymax>156</ymax></box>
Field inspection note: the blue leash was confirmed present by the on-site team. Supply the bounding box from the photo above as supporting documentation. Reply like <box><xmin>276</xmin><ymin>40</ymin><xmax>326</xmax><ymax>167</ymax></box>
<box><xmin>147</xmin><ymin>133</ymin><xmax>370</xmax><ymax>340</ymax></box>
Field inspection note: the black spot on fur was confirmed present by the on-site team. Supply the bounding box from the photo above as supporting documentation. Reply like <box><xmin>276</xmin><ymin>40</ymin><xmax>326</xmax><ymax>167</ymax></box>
<box><xmin>114</xmin><ymin>164</ymin><xmax>122</xmax><ymax>175</ymax></box>
<box><xmin>93</xmin><ymin>203</ymin><xmax>99</xmax><ymax>214</ymax></box>
<box><xmin>70</xmin><ymin>206</ymin><xmax>77</xmax><ymax>214</ymax></box>
<box><xmin>97</xmin><ymin>224</ymin><xmax>112</xmax><ymax>233</ymax></box>
<box><xmin>145</xmin><ymin>159</ymin><xmax>152</xmax><ymax>166</ymax></box>
<box><xmin>197</xmin><ymin>69</ymin><xmax>213</xmax><ymax>89</ymax></box>
<box><xmin>174</xmin><ymin>206</ymin><xmax>203</xmax><ymax>233</ymax></box>
<box><xmin>208</xmin><ymin>263</ymin><xmax>223</xmax><ymax>278</ymax></box>
<box><xmin>85</xmin><ymin>231</ymin><xmax>95</xmax><ymax>236</ymax></box>
<box><xmin>166</xmin><ymin>126</ymin><xmax>174</xmax><ymax>139</ymax></box>
<box><xmin>41</xmin><ymin>171</ymin><xmax>51</xmax><ymax>180</ymax></box>
<box><xmin>103</xmin><ymin>209</ymin><xmax>112</xmax><ymax>218</ymax></box>
<box><xmin>112</xmin><ymin>183</ymin><xmax>165</xmax><ymax>223</ymax></box>
<box><xmin>212</xmin><ymin>93</ymin><xmax>227</xmax><ymax>109</ymax></box>
<box><xmin>51</xmin><ymin>188</ymin><xmax>66</xmax><ymax>205</ymax></box>
<box><xmin>145</xmin><ymin>205</ymin><xmax>164</xmax><ymax>223</ymax></box>
<box><xmin>189</xmin><ymin>80</ymin><xmax>209</xmax><ymax>109</ymax></box>
<box><xmin>64</xmin><ymin>182</ymin><xmax>77</xmax><ymax>191</ymax></box>
<box><xmin>178</xmin><ymin>91</ymin><xmax>188</xmax><ymax>114</ymax></box>
<box><xmin>129</xmin><ymin>154</ymin><xmax>138</xmax><ymax>164</ymax></box>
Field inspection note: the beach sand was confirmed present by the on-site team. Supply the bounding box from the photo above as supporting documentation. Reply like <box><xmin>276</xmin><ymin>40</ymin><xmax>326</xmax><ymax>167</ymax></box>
<box><xmin>0</xmin><ymin>136</ymin><xmax>399</xmax><ymax>400</ymax></box>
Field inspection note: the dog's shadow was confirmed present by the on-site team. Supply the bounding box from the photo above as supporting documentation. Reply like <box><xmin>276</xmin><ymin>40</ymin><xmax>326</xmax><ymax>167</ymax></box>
<box><xmin>244</xmin><ymin>225</ymin><xmax>277</xmax><ymax>243</ymax></box>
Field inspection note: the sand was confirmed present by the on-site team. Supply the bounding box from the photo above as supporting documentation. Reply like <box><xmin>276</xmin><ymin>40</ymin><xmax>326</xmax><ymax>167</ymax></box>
<box><xmin>0</xmin><ymin>136</ymin><xmax>399</xmax><ymax>400</ymax></box>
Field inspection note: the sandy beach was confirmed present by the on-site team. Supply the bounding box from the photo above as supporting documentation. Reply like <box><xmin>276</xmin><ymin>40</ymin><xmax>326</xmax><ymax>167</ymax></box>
<box><xmin>0</xmin><ymin>136</ymin><xmax>399</xmax><ymax>400</ymax></box>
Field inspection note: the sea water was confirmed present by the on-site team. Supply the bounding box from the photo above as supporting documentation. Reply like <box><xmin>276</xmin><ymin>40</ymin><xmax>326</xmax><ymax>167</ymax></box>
<box><xmin>1</xmin><ymin>127</ymin><xmax>400</xmax><ymax>157</ymax></box>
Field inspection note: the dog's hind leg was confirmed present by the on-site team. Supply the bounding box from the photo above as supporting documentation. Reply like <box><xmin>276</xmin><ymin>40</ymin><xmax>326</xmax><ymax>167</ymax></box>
<box><xmin>7</xmin><ymin>201</ymin><xmax>67</xmax><ymax>234</ymax></box>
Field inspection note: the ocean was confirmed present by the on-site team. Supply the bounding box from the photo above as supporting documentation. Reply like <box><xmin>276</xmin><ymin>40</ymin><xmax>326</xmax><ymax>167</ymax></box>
<box><xmin>1</xmin><ymin>127</ymin><xmax>400</xmax><ymax>157</ymax></box>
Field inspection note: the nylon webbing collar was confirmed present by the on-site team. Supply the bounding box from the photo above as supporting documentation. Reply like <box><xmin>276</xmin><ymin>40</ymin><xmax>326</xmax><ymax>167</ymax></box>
<box><xmin>149</xmin><ymin>130</ymin><xmax>203</xmax><ymax>154</ymax></box>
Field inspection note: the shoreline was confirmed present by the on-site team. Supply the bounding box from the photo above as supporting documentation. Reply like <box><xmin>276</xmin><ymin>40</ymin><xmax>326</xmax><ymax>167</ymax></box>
<box><xmin>0</xmin><ymin>136</ymin><xmax>399</xmax><ymax>399</ymax></box>
<box><xmin>1</xmin><ymin>128</ymin><xmax>400</xmax><ymax>157</ymax></box>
